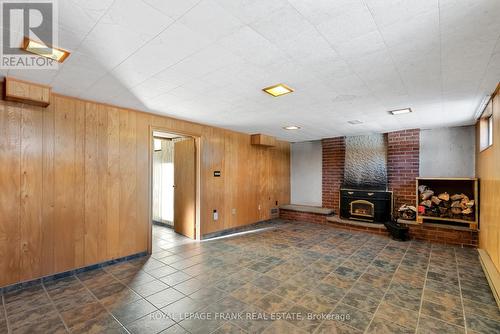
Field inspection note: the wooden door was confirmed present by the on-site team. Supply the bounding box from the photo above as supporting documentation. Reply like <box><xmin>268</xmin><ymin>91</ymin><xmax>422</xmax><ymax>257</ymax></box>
<box><xmin>174</xmin><ymin>138</ymin><xmax>196</xmax><ymax>239</ymax></box>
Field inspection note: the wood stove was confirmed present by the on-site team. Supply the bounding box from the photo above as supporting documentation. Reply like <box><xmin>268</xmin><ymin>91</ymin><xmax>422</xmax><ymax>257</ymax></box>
<box><xmin>340</xmin><ymin>189</ymin><xmax>392</xmax><ymax>223</ymax></box>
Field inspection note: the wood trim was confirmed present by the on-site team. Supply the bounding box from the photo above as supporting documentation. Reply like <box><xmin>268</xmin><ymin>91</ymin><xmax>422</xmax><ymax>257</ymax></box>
<box><xmin>3</xmin><ymin>77</ymin><xmax>51</xmax><ymax>107</ymax></box>
<box><xmin>478</xmin><ymin>249</ymin><xmax>500</xmax><ymax>308</ymax></box>
<box><xmin>251</xmin><ymin>134</ymin><xmax>276</xmax><ymax>147</ymax></box>
<box><xmin>493</xmin><ymin>82</ymin><xmax>500</xmax><ymax>97</ymax></box>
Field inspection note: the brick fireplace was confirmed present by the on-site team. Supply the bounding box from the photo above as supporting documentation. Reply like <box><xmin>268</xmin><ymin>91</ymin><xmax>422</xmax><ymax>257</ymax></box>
<box><xmin>322</xmin><ymin>129</ymin><xmax>420</xmax><ymax>216</ymax></box>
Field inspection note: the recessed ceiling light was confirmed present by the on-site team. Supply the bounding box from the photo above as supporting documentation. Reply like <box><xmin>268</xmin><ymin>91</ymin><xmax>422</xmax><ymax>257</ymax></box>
<box><xmin>283</xmin><ymin>125</ymin><xmax>301</xmax><ymax>130</ymax></box>
<box><xmin>389</xmin><ymin>108</ymin><xmax>412</xmax><ymax>115</ymax></box>
<box><xmin>22</xmin><ymin>37</ymin><xmax>70</xmax><ymax>63</ymax></box>
<box><xmin>263</xmin><ymin>83</ymin><xmax>294</xmax><ymax>97</ymax></box>
<box><xmin>347</xmin><ymin>120</ymin><xmax>363</xmax><ymax>125</ymax></box>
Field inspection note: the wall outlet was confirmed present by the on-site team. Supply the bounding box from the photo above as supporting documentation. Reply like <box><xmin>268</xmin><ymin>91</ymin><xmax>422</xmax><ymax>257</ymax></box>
<box><xmin>258</xmin><ymin>205</ymin><xmax>261</xmax><ymax>211</ymax></box>
<box><xmin>231</xmin><ymin>208</ymin><xmax>236</xmax><ymax>215</ymax></box>
<box><xmin>213</xmin><ymin>210</ymin><xmax>218</xmax><ymax>221</ymax></box>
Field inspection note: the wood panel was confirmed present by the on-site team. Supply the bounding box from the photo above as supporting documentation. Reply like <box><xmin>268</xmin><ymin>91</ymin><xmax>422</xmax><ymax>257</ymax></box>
<box><xmin>41</xmin><ymin>101</ymin><xmax>55</xmax><ymax>276</ymax></box>
<box><xmin>54</xmin><ymin>96</ymin><xmax>77</xmax><ymax>272</ymax></box>
<box><xmin>19</xmin><ymin>105</ymin><xmax>43</xmax><ymax>281</ymax></box>
<box><xmin>107</xmin><ymin>107</ymin><xmax>121</xmax><ymax>259</ymax></box>
<box><xmin>477</xmin><ymin>83</ymin><xmax>500</xmax><ymax>274</ymax></box>
<box><xmin>0</xmin><ymin>102</ymin><xmax>21</xmax><ymax>285</ymax></box>
<box><xmin>0</xmin><ymin>80</ymin><xmax>290</xmax><ymax>287</ymax></box>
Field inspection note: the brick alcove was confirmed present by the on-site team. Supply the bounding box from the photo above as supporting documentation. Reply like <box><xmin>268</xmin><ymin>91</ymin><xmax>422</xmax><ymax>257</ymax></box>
<box><xmin>280</xmin><ymin>128</ymin><xmax>479</xmax><ymax>247</ymax></box>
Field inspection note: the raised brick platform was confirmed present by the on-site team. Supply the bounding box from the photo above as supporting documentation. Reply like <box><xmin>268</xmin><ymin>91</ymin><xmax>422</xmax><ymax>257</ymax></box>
<box><xmin>326</xmin><ymin>216</ymin><xmax>389</xmax><ymax>236</ymax></box>
<box><xmin>279</xmin><ymin>209</ymin><xmax>329</xmax><ymax>224</ymax></box>
<box><xmin>401</xmin><ymin>220</ymin><xmax>478</xmax><ymax>248</ymax></box>
<box><xmin>279</xmin><ymin>212</ymin><xmax>478</xmax><ymax>247</ymax></box>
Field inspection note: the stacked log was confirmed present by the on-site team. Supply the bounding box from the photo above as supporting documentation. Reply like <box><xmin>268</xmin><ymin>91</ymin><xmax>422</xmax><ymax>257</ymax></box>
<box><xmin>398</xmin><ymin>205</ymin><xmax>417</xmax><ymax>220</ymax></box>
<box><xmin>418</xmin><ymin>186</ymin><xmax>475</xmax><ymax>221</ymax></box>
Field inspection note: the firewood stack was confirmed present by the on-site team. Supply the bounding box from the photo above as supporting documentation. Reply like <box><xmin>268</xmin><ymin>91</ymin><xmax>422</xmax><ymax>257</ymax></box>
<box><xmin>418</xmin><ymin>185</ymin><xmax>475</xmax><ymax>221</ymax></box>
<box><xmin>398</xmin><ymin>205</ymin><xmax>417</xmax><ymax>220</ymax></box>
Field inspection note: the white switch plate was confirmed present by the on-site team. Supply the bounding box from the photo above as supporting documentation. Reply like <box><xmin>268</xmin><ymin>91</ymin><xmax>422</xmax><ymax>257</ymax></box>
<box><xmin>213</xmin><ymin>211</ymin><xmax>218</xmax><ymax>221</ymax></box>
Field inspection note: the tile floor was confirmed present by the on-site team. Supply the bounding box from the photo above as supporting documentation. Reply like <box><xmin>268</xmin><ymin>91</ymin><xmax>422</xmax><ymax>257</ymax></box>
<box><xmin>1</xmin><ymin>220</ymin><xmax>499</xmax><ymax>334</ymax></box>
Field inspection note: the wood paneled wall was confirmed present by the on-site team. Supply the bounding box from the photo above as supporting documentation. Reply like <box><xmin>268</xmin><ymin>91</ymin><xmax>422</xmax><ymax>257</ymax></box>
<box><xmin>0</xmin><ymin>86</ymin><xmax>290</xmax><ymax>287</ymax></box>
<box><xmin>476</xmin><ymin>84</ymin><xmax>500</xmax><ymax>272</ymax></box>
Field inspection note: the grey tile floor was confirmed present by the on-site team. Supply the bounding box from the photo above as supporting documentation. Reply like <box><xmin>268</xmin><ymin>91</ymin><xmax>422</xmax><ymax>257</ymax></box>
<box><xmin>1</xmin><ymin>220</ymin><xmax>499</xmax><ymax>333</ymax></box>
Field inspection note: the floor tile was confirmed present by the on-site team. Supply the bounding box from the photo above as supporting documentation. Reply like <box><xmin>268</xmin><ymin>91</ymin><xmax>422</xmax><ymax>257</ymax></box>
<box><xmin>261</xmin><ymin>320</ymin><xmax>306</xmax><ymax>333</ymax></box>
<box><xmin>272</xmin><ymin>282</ymin><xmax>308</xmax><ymax>303</ymax></box>
<box><xmin>366</xmin><ymin>315</ymin><xmax>414</xmax><ymax>334</ymax></box>
<box><xmin>160</xmin><ymin>271</ymin><xmax>191</xmax><ymax>286</ymax></box>
<box><xmin>374</xmin><ymin>300</ymin><xmax>417</xmax><ymax>329</ymax></box>
<box><xmin>212</xmin><ymin>321</ymin><xmax>247</xmax><ymax>334</ymax></box>
<box><xmin>417</xmin><ymin>315</ymin><xmax>465</xmax><ymax>334</ymax></box>
<box><xmin>463</xmin><ymin>298</ymin><xmax>500</xmax><ymax>321</ymax></box>
<box><xmin>146</xmin><ymin>288</ymin><xmax>185</xmax><ymax>308</ymax></box>
<box><xmin>4</xmin><ymin>285</ymin><xmax>51</xmax><ymax>316</ymax></box>
<box><xmin>111</xmin><ymin>298</ymin><xmax>157</xmax><ymax>324</ymax></box>
<box><xmin>3</xmin><ymin>221</ymin><xmax>499</xmax><ymax>334</ymax></box>
<box><xmin>254</xmin><ymin>293</ymin><xmax>294</xmax><ymax>313</ymax></box>
<box><xmin>420</xmin><ymin>300</ymin><xmax>464</xmax><ymax>327</ymax></box>
<box><xmin>132</xmin><ymin>280</ymin><xmax>169</xmax><ymax>297</ymax></box>
<box><xmin>299</xmin><ymin>291</ymin><xmax>338</xmax><ymax>314</ymax></box>
<box><xmin>10</xmin><ymin>311</ymin><xmax>67</xmax><ymax>334</ymax></box>
<box><xmin>126</xmin><ymin>311</ymin><xmax>176</xmax><ymax>334</ymax></box>
<box><xmin>230</xmin><ymin>283</ymin><xmax>268</xmax><ymax>304</ymax></box>
<box><xmin>61</xmin><ymin>301</ymin><xmax>121</xmax><ymax>333</ymax></box>
<box><xmin>465</xmin><ymin>313</ymin><xmax>500</xmax><ymax>334</ymax></box>
<box><xmin>333</xmin><ymin>303</ymin><xmax>374</xmax><ymax>332</ymax></box>
<box><xmin>342</xmin><ymin>291</ymin><xmax>381</xmax><ymax>313</ymax></box>
<box><xmin>315</xmin><ymin>320</ymin><xmax>362</xmax><ymax>334</ymax></box>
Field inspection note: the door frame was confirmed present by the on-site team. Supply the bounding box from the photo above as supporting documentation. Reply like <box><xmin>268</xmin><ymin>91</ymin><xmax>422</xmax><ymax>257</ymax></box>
<box><xmin>147</xmin><ymin>126</ymin><xmax>201</xmax><ymax>254</ymax></box>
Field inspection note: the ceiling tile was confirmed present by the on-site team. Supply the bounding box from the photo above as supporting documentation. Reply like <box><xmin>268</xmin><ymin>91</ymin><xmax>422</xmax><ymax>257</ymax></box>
<box><xmin>142</xmin><ymin>0</ymin><xmax>201</xmax><ymax>19</ymax></box>
<box><xmin>250</xmin><ymin>4</ymin><xmax>315</xmax><ymax>44</ymax></box>
<box><xmin>178</xmin><ymin>0</ymin><xmax>244</xmax><ymax>43</ymax></box>
<box><xmin>4</xmin><ymin>0</ymin><xmax>499</xmax><ymax>141</ymax></box>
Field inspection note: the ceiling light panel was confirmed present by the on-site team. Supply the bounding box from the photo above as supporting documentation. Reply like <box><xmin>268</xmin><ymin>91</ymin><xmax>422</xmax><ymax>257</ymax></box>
<box><xmin>263</xmin><ymin>83</ymin><xmax>294</xmax><ymax>97</ymax></box>
<box><xmin>389</xmin><ymin>108</ymin><xmax>412</xmax><ymax>115</ymax></box>
<box><xmin>22</xmin><ymin>37</ymin><xmax>70</xmax><ymax>62</ymax></box>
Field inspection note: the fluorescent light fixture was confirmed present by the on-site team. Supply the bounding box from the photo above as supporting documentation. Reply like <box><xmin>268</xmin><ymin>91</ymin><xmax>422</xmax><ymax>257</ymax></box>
<box><xmin>283</xmin><ymin>125</ymin><xmax>301</xmax><ymax>130</ymax></box>
<box><xmin>473</xmin><ymin>95</ymin><xmax>491</xmax><ymax>120</ymax></box>
<box><xmin>347</xmin><ymin>120</ymin><xmax>363</xmax><ymax>125</ymax></box>
<box><xmin>263</xmin><ymin>83</ymin><xmax>294</xmax><ymax>97</ymax></box>
<box><xmin>389</xmin><ymin>108</ymin><xmax>412</xmax><ymax>115</ymax></box>
<box><xmin>22</xmin><ymin>37</ymin><xmax>70</xmax><ymax>62</ymax></box>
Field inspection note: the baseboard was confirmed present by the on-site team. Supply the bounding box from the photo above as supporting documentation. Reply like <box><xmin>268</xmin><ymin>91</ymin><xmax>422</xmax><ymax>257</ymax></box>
<box><xmin>201</xmin><ymin>219</ymin><xmax>285</xmax><ymax>239</ymax></box>
<box><xmin>0</xmin><ymin>251</ymin><xmax>147</xmax><ymax>293</ymax></box>
<box><xmin>478</xmin><ymin>249</ymin><xmax>500</xmax><ymax>308</ymax></box>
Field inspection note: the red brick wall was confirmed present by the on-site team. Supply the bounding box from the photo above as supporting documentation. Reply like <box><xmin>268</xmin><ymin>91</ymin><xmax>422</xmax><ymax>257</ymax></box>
<box><xmin>407</xmin><ymin>224</ymin><xmax>478</xmax><ymax>247</ymax></box>
<box><xmin>279</xmin><ymin>209</ymin><xmax>327</xmax><ymax>224</ymax></box>
<box><xmin>321</xmin><ymin>137</ymin><xmax>345</xmax><ymax>212</ymax></box>
<box><xmin>387</xmin><ymin>129</ymin><xmax>420</xmax><ymax>212</ymax></box>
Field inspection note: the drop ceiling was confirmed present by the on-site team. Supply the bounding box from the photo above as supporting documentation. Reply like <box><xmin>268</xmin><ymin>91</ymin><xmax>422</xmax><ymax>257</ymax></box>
<box><xmin>2</xmin><ymin>0</ymin><xmax>500</xmax><ymax>142</ymax></box>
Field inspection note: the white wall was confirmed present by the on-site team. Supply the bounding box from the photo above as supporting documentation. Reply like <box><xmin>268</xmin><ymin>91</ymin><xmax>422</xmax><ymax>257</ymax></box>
<box><xmin>291</xmin><ymin>141</ymin><xmax>322</xmax><ymax>206</ymax></box>
<box><xmin>420</xmin><ymin>126</ymin><xmax>476</xmax><ymax>177</ymax></box>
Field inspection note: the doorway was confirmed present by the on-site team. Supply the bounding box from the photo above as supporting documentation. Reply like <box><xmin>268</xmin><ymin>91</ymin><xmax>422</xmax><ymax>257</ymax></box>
<box><xmin>151</xmin><ymin>130</ymin><xmax>197</xmax><ymax>241</ymax></box>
